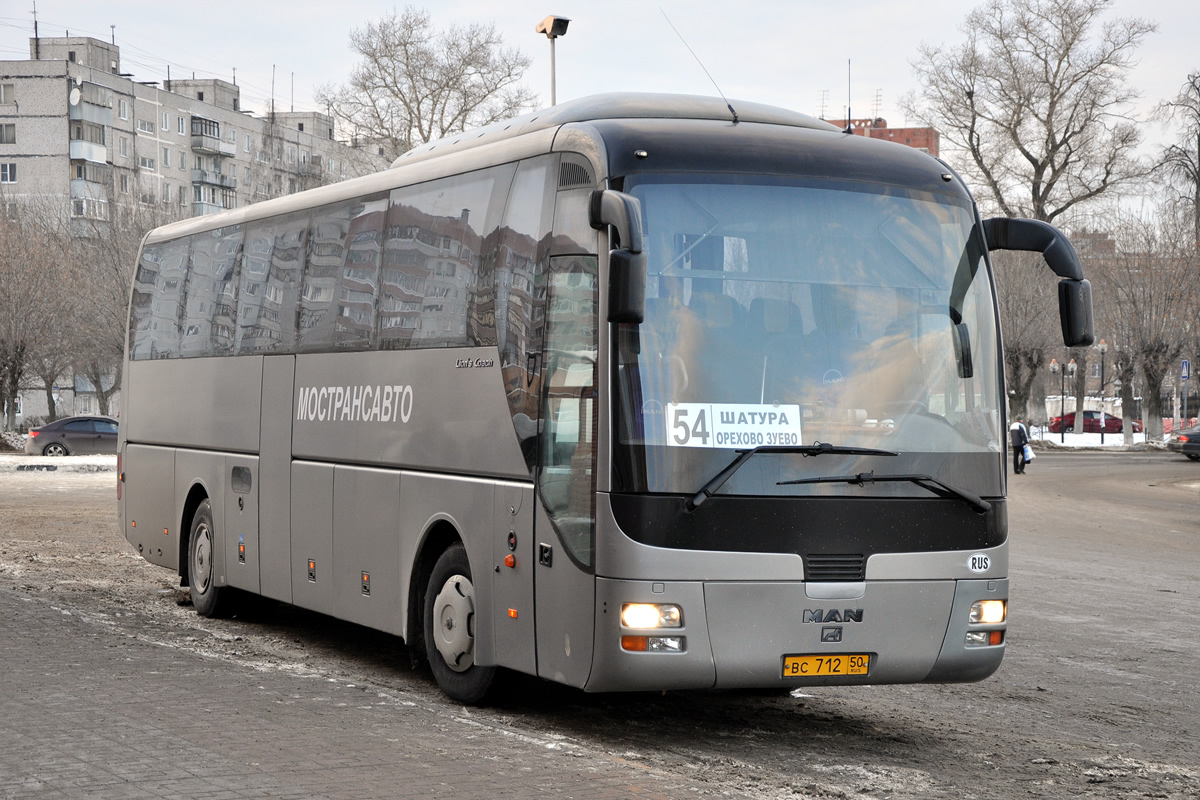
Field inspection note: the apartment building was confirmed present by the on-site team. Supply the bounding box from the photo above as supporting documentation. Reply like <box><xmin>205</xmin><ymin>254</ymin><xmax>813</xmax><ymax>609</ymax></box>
<box><xmin>0</xmin><ymin>35</ymin><xmax>389</xmax><ymax>221</ymax></box>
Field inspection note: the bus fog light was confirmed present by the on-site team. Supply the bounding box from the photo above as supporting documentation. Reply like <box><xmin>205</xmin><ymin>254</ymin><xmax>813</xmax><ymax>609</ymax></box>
<box><xmin>969</xmin><ymin>600</ymin><xmax>1006</xmax><ymax>624</ymax></box>
<box><xmin>647</xmin><ymin>636</ymin><xmax>685</xmax><ymax>652</ymax></box>
<box><xmin>621</xmin><ymin>603</ymin><xmax>682</xmax><ymax>629</ymax></box>
<box><xmin>965</xmin><ymin>630</ymin><xmax>1005</xmax><ymax>647</ymax></box>
<box><xmin>621</xmin><ymin>635</ymin><xmax>685</xmax><ymax>652</ymax></box>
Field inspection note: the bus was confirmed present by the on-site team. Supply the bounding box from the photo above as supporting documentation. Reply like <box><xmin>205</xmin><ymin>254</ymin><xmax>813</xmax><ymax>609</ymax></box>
<box><xmin>118</xmin><ymin>93</ymin><xmax>1093</xmax><ymax>703</ymax></box>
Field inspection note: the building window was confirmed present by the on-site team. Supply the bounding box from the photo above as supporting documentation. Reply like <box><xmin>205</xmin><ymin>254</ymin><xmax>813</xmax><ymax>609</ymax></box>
<box><xmin>298</xmin><ymin>123</ymin><xmax>305</xmax><ymax>132</ymax></box>
<box><xmin>137</xmin><ymin>119</ymin><xmax>155</xmax><ymax>134</ymax></box>
<box><xmin>179</xmin><ymin>151</ymin><xmax>186</xmax><ymax>170</ymax></box>
<box><xmin>1</xmin><ymin>84</ymin><xmax>16</xmax><ymax>104</ymax></box>
<box><xmin>178</xmin><ymin>116</ymin><xmax>186</xmax><ymax>135</ymax></box>
<box><xmin>120</xmin><ymin>173</ymin><xmax>129</xmax><ymax>193</ymax></box>
<box><xmin>197</xmin><ymin>91</ymin><xmax>205</xmax><ymax>102</ymax></box>
<box><xmin>68</xmin><ymin>51</ymin><xmax>76</xmax><ymax>63</ymax></box>
<box><xmin>138</xmin><ymin>156</ymin><xmax>156</xmax><ymax>171</ymax></box>
<box><xmin>244</xmin><ymin>133</ymin><xmax>251</xmax><ymax>152</ymax></box>
<box><xmin>0</xmin><ymin>163</ymin><xmax>16</xmax><ymax>183</ymax></box>
<box><xmin>0</xmin><ymin>124</ymin><xmax>15</xmax><ymax>144</ymax></box>
<box><xmin>118</xmin><ymin>98</ymin><xmax>128</xmax><ymax>119</ymax></box>
<box><xmin>227</xmin><ymin>127</ymin><xmax>237</xmax><ymax>143</ymax></box>
<box><xmin>162</xmin><ymin>112</ymin><xmax>169</xmax><ymax>131</ymax></box>
<box><xmin>162</xmin><ymin>147</ymin><xmax>171</xmax><ymax>168</ymax></box>
<box><xmin>163</xmin><ymin>184</ymin><xmax>172</xmax><ymax>204</ymax></box>
<box><xmin>120</xmin><ymin>137</ymin><xmax>129</xmax><ymax>157</ymax></box>
<box><xmin>287</xmin><ymin>146</ymin><xmax>296</xmax><ymax>164</ymax></box>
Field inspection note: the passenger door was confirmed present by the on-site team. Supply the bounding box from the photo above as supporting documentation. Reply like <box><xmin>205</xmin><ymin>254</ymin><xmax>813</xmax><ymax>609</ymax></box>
<box><xmin>534</xmin><ymin>256</ymin><xmax>599</xmax><ymax>688</ymax></box>
<box><xmin>60</xmin><ymin>419</ymin><xmax>97</xmax><ymax>454</ymax></box>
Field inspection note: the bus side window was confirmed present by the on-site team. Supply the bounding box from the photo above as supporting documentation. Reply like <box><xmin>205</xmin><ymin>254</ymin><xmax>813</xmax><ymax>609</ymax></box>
<box><xmin>538</xmin><ymin>256</ymin><xmax>598</xmax><ymax>566</ymax></box>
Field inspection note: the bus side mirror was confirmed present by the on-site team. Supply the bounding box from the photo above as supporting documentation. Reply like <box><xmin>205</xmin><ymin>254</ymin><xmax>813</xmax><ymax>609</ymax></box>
<box><xmin>982</xmin><ymin>217</ymin><xmax>1094</xmax><ymax>347</ymax></box>
<box><xmin>1058</xmin><ymin>279</ymin><xmax>1094</xmax><ymax>348</ymax></box>
<box><xmin>590</xmin><ymin>190</ymin><xmax>647</xmax><ymax>324</ymax></box>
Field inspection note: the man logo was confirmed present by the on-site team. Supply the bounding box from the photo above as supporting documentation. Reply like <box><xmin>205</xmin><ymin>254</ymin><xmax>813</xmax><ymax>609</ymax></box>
<box><xmin>821</xmin><ymin>627</ymin><xmax>843</xmax><ymax>643</ymax></box>
<box><xmin>803</xmin><ymin>609</ymin><xmax>864</xmax><ymax>624</ymax></box>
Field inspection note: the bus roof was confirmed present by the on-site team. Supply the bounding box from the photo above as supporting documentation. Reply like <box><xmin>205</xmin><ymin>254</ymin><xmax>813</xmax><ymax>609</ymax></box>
<box><xmin>390</xmin><ymin>93</ymin><xmax>839</xmax><ymax>169</ymax></box>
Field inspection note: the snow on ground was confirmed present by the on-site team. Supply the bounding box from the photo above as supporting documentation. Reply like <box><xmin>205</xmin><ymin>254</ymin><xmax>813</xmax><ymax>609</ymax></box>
<box><xmin>1028</xmin><ymin>428</ymin><xmax>1166</xmax><ymax>449</ymax></box>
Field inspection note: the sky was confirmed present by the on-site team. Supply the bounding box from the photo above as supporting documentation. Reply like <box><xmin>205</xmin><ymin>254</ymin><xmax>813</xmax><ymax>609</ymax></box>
<box><xmin>1</xmin><ymin>0</ymin><xmax>1197</xmax><ymax>155</ymax></box>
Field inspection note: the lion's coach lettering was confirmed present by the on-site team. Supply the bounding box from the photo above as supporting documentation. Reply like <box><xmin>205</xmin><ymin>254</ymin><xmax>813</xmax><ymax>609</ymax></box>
<box><xmin>296</xmin><ymin>384</ymin><xmax>413</xmax><ymax>423</ymax></box>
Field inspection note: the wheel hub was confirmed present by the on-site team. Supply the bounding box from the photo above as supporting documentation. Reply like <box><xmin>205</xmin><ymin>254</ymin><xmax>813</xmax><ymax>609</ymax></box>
<box><xmin>432</xmin><ymin>575</ymin><xmax>475</xmax><ymax>673</ymax></box>
<box><xmin>192</xmin><ymin>524</ymin><xmax>212</xmax><ymax>593</ymax></box>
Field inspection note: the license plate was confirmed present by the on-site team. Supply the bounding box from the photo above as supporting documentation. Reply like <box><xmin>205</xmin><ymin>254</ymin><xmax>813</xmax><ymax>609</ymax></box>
<box><xmin>782</xmin><ymin>653</ymin><xmax>870</xmax><ymax>677</ymax></box>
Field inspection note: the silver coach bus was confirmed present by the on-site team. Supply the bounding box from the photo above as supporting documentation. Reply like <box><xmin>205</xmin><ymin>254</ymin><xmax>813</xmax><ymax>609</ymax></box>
<box><xmin>119</xmin><ymin>94</ymin><xmax>1093</xmax><ymax>702</ymax></box>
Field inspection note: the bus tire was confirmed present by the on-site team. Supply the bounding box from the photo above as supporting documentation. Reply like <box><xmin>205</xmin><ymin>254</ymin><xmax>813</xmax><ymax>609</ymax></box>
<box><xmin>423</xmin><ymin>543</ymin><xmax>495</xmax><ymax>704</ymax></box>
<box><xmin>187</xmin><ymin>499</ymin><xmax>229</xmax><ymax>618</ymax></box>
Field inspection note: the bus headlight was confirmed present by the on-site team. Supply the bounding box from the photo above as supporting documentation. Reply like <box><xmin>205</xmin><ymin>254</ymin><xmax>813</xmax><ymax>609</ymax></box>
<box><xmin>620</xmin><ymin>603</ymin><xmax>682</xmax><ymax>629</ymax></box>
<box><xmin>969</xmin><ymin>599</ymin><xmax>1007</xmax><ymax>624</ymax></box>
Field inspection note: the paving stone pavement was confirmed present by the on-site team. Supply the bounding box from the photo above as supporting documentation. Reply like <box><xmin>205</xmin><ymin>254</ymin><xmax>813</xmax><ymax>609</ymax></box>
<box><xmin>0</xmin><ymin>587</ymin><xmax>733</xmax><ymax>800</ymax></box>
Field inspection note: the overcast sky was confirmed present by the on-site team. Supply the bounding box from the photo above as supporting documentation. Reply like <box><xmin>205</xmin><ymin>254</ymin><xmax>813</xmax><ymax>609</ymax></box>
<box><xmin>1</xmin><ymin>0</ymin><xmax>1196</xmax><ymax>151</ymax></box>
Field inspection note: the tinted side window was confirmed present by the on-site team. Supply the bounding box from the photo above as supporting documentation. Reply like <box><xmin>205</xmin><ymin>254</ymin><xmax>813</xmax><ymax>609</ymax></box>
<box><xmin>378</xmin><ymin>166</ymin><xmax>513</xmax><ymax>350</ymax></box>
<box><xmin>297</xmin><ymin>204</ymin><xmax>351</xmax><ymax>352</ymax></box>
<box><xmin>63</xmin><ymin>420</ymin><xmax>95</xmax><ymax>432</ymax></box>
<box><xmin>496</xmin><ymin>157</ymin><xmax>557</xmax><ymax>467</ymax></box>
<box><xmin>332</xmin><ymin>194</ymin><xmax>389</xmax><ymax>350</ymax></box>
<box><xmin>238</xmin><ymin>213</ymin><xmax>306</xmax><ymax>353</ymax></box>
<box><xmin>128</xmin><ymin>238</ymin><xmax>189</xmax><ymax>359</ymax></box>
<box><xmin>181</xmin><ymin>224</ymin><xmax>242</xmax><ymax>357</ymax></box>
<box><xmin>96</xmin><ymin>421</ymin><xmax>119</xmax><ymax>434</ymax></box>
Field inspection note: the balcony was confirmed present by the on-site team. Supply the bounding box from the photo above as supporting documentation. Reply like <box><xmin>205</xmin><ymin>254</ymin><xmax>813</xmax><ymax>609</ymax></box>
<box><xmin>69</xmin><ymin>140</ymin><xmax>108</xmax><ymax>164</ymax></box>
<box><xmin>191</xmin><ymin>169</ymin><xmax>237</xmax><ymax>189</ymax></box>
<box><xmin>191</xmin><ymin>116</ymin><xmax>236</xmax><ymax>156</ymax></box>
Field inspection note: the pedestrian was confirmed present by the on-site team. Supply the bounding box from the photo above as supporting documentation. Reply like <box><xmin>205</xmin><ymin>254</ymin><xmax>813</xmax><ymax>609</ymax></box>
<box><xmin>1010</xmin><ymin>416</ymin><xmax>1030</xmax><ymax>474</ymax></box>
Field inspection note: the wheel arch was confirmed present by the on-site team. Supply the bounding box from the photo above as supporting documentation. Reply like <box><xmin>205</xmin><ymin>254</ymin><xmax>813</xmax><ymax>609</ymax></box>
<box><xmin>178</xmin><ymin>482</ymin><xmax>210</xmax><ymax>586</ymax></box>
<box><xmin>407</xmin><ymin>518</ymin><xmax>464</xmax><ymax>659</ymax></box>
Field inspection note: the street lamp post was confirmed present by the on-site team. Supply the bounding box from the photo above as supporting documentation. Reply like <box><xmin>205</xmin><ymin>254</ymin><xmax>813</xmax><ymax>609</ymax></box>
<box><xmin>1051</xmin><ymin>359</ymin><xmax>1064</xmax><ymax>443</ymax></box>
<box><xmin>1098</xmin><ymin>339</ymin><xmax>1107</xmax><ymax>445</ymax></box>
<box><xmin>1050</xmin><ymin>357</ymin><xmax>1077</xmax><ymax>443</ymax></box>
<box><xmin>535</xmin><ymin>15</ymin><xmax>570</xmax><ymax>106</ymax></box>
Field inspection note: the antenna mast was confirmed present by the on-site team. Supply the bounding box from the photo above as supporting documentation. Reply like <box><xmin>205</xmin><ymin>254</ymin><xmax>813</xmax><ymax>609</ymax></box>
<box><xmin>844</xmin><ymin>60</ymin><xmax>852</xmax><ymax>133</ymax></box>
<box><xmin>660</xmin><ymin>9</ymin><xmax>738</xmax><ymax>123</ymax></box>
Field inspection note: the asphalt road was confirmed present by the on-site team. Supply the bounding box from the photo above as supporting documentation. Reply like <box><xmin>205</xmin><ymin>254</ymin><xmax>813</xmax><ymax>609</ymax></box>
<box><xmin>0</xmin><ymin>451</ymin><xmax>1197</xmax><ymax>799</ymax></box>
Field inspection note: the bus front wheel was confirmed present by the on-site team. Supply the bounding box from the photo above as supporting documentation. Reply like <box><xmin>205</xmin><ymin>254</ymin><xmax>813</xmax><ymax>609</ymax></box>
<box><xmin>188</xmin><ymin>499</ymin><xmax>229</xmax><ymax>618</ymax></box>
<box><xmin>423</xmin><ymin>543</ymin><xmax>495</xmax><ymax>703</ymax></box>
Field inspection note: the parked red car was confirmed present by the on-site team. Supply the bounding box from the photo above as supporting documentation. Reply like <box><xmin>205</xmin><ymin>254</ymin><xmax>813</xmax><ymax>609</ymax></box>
<box><xmin>1047</xmin><ymin>410</ymin><xmax>1142</xmax><ymax>434</ymax></box>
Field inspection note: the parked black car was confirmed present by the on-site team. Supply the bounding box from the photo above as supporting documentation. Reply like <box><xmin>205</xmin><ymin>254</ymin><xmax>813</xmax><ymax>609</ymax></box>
<box><xmin>24</xmin><ymin>416</ymin><xmax>119</xmax><ymax>456</ymax></box>
<box><xmin>1167</xmin><ymin>424</ymin><xmax>1200</xmax><ymax>461</ymax></box>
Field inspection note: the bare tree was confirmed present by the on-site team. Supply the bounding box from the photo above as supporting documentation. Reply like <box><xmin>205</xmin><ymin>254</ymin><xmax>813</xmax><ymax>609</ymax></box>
<box><xmin>0</xmin><ymin>201</ymin><xmax>72</xmax><ymax>430</ymax></box>
<box><xmin>1089</xmin><ymin>204</ymin><xmax>1199</xmax><ymax>439</ymax></box>
<box><xmin>993</xmin><ymin>250</ymin><xmax>1059</xmax><ymax>421</ymax></box>
<box><xmin>1158</xmin><ymin>71</ymin><xmax>1200</xmax><ymax>248</ymax></box>
<box><xmin>315</xmin><ymin>7</ymin><xmax>538</xmax><ymax>161</ymax></box>
<box><xmin>904</xmin><ymin>0</ymin><xmax>1155</xmax><ymax>223</ymax></box>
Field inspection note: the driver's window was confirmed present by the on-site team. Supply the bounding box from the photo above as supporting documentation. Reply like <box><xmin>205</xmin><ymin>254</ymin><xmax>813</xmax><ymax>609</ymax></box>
<box><xmin>539</xmin><ymin>256</ymin><xmax>598</xmax><ymax>566</ymax></box>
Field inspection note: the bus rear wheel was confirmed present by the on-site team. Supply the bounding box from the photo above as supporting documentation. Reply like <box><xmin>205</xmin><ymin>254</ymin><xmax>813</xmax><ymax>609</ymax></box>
<box><xmin>423</xmin><ymin>543</ymin><xmax>495</xmax><ymax>704</ymax></box>
<box><xmin>187</xmin><ymin>499</ymin><xmax>230</xmax><ymax>618</ymax></box>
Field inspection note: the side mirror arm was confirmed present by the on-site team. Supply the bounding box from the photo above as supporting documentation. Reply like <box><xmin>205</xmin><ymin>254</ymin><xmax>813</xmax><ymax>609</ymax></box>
<box><xmin>983</xmin><ymin>217</ymin><xmax>1094</xmax><ymax>348</ymax></box>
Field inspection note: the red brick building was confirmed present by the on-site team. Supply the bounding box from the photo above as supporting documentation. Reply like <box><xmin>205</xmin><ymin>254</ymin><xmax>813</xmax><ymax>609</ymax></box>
<box><xmin>827</xmin><ymin>118</ymin><xmax>940</xmax><ymax>157</ymax></box>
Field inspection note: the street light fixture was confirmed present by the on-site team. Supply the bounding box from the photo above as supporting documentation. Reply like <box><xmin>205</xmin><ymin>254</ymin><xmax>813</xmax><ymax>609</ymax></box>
<box><xmin>535</xmin><ymin>15</ymin><xmax>570</xmax><ymax>106</ymax></box>
<box><xmin>1098</xmin><ymin>339</ymin><xmax>1108</xmax><ymax>445</ymax></box>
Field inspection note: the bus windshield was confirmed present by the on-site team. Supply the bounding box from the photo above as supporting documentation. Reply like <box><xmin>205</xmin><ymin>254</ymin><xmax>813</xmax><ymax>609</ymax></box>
<box><xmin>614</xmin><ymin>174</ymin><xmax>1003</xmax><ymax>501</ymax></box>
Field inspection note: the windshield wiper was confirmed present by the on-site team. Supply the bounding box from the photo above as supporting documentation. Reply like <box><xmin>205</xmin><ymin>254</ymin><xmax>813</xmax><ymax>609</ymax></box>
<box><xmin>686</xmin><ymin>443</ymin><xmax>898</xmax><ymax>511</ymax></box>
<box><xmin>778</xmin><ymin>471</ymin><xmax>991</xmax><ymax>514</ymax></box>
